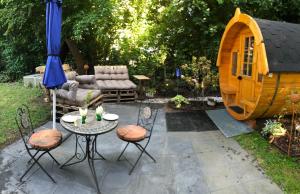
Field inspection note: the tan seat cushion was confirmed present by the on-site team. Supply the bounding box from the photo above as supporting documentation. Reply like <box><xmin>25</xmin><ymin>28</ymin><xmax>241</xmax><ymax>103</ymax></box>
<box><xmin>28</xmin><ymin>129</ymin><xmax>62</xmax><ymax>150</ymax></box>
<box><xmin>56</xmin><ymin>81</ymin><xmax>79</xmax><ymax>104</ymax></box>
<box><xmin>69</xmin><ymin>89</ymin><xmax>101</xmax><ymax>107</ymax></box>
<box><xmin>65</xmin><ymin>71</ymin><xmax>77</xmax><ymax>80</ymax></box>
<box><xmin>57</xmin><ymin>88</ymin><xmax>101</xmax><ymax>107</ymax></box>
<box><xmin>117</xmin><ymin>125</ymin><xmax>147</xmax><ymax>142</ymax></box>
<box><xmin>75</xmin><ymin>75</ymin><xmax>96</xmax><ymax>84</ymax></box>
<box><xmin>94</xmin><ymin>66</ymin><xmax>129</xmax><ymax>80</ymax></box>
<box><xmin>96</xmin><ymin>80</ymin><xmax>137</xmax><ymax>90</ymax></box>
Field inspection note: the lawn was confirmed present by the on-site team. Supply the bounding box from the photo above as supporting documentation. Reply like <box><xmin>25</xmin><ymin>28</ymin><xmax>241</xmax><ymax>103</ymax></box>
<box><xmin>235</xmin><ymin>132</ymin><xmax>300</xmax><ymax>194</ymax></box>
<box><xmin>0</xmin><ymin>82</ymin><xmax>51</xmax><ymax>147</ymax></box>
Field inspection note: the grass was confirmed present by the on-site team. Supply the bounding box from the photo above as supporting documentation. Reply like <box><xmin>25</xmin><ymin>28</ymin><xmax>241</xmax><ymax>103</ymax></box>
<box><xmin>0</xmin><ymin>82</ymin><xmax>51</xmax><ymax>147</ymax></box>
<box><xmin>235</xmin><ymin>132</ymin><xmax>300</xmax><ymax>194</ymax></box>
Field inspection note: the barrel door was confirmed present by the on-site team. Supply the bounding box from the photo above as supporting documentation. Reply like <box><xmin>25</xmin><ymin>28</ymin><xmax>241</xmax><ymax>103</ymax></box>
<box><xmin>238</xmin><ymin>35</ymin><xmax>255</xmax><ymax>106</ymax></box>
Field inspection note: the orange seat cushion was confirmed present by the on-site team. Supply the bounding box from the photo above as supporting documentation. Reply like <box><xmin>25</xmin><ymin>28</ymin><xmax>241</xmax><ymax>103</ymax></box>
<box><xmin>117</xmin><ymin>125</ymin><xmax>147</xmax><ymax>142</ymax></box>
<box><xmin>28</xmin><ymin>129</ymin><xmax>62</xmax><ymax>150</ymax></box>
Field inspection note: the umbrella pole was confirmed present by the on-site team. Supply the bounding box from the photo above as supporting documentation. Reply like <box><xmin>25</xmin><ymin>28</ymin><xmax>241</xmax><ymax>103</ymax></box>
<box><xmin>53</xmin><ymin>89</ymin><xmax>56</xmax><ymax>129</ymax></box>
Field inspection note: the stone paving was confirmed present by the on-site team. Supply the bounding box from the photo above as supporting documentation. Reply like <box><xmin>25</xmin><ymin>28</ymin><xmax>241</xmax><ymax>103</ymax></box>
<box><xmin>0</xmin><ymin>104</ymin><xmax>283</xmax><ymax>194</ymax></box>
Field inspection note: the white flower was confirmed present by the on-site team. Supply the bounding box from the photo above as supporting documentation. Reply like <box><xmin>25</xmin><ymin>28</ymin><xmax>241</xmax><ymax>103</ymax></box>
<box><xmin>79</xmin><ymin>108</ymin><xmax>88</xmax><ymax>116</ymax></box>
<box><xmin>96</xmin><ymin>106</ymin><xmax>104</xmax><ymax>115</ymax></box>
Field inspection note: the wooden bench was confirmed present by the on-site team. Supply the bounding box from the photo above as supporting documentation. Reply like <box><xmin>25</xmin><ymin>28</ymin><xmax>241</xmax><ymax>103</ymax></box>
<box><xmin>221</xmin><ymin>85</ymin><xmax>237</xmax><ymax>105</ymax></box>
<box><xmin>222</xmin><ymin>85</ymin><xmax>237</xmax><ymax>94</ymax></box>
<box><xmin>94</xmin><ymin>66</ymin><xmax>137</xmax><ymax>102</ymax></box>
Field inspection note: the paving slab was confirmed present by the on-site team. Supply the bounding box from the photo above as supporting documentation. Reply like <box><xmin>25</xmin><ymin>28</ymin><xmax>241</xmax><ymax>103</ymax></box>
<box><xmin>0</xmin><ymin>103</ymin><xmax>282</xmax><ymax>194</ymax></box>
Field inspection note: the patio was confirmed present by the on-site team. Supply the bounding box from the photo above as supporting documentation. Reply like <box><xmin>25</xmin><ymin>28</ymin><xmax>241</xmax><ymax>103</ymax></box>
<box><xmin>0</xmin><ymin>104</ymin><xmax>282</xmax><ymax>194</ymax></box>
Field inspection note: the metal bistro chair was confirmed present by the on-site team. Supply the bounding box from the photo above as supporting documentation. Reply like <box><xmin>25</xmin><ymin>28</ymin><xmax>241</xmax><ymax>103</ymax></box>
<box><xmin>116</xmin><ymin>104</ymin><xmax>158</xmax><ymax>175</ymax></box>
<box><xmin>15</xmin><ymin>105</ymin><xmax>62</xmax><ymax>183</ymax></box>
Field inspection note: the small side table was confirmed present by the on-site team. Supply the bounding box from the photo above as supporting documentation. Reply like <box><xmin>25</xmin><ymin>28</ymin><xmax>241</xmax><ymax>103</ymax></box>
<box><xmin>133</xmin><ymin>75</ymin><xmax>150</xmax><ymax>99</ymax></box>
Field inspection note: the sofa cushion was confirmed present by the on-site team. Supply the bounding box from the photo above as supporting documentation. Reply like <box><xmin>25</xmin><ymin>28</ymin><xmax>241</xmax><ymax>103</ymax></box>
<box><xmin>94</xmin><ymin>66</ymin><xmax>113</xmax><ymax>80</ymax></box>
<box><xmin>75</xmin><ymin>75</ymin><xmax>98</xmax><ymax>90</ymax></box>
<box><xmin>121</xmin><ymin>80</ymin><xmax>137</xmax><ymax>89</ymax></box>
<box><xmin>74</xmin><ymin>89</ymin><xmax>101</xmax><ymax>107</ymax></box>
<box><xmin>96</xmin><ymin>80</ymin><xmax>137</xmax><ymax>90</ymax></box>
<box><xmin>75</xmin><ymin>75</ymin><xmax>96</xmax><ymax>84</ymax></box>
<box><xmin>61</xmin><ymin>81</ymin><xmax>79</xmax><ymax>91</ymax></box>
<box><xmin>94</xmin><ymin>65</ymin><xmax>129</xmax><ymax>80</ymax></box>
<box><xmin>79</xmin><ymin>84</ymin><xmax>99</xmax><ymax>90</ymax></box>
<box><xmin>65</xmin><ymin>71</ymin><xmax>77</xmax><ymax>80</ymax></box>
<box><xmin>111</xmin><ymin>66</ymin><xmax>129</xmax><ymax>80</ymax></box>
<box><xmin>57</xmin><ymin>85</ymin><xmax>101</xmax><ymax>107</ymax></box>
<box><xmin>57</xmin><ymin>82</ymin><xmax>78</xmax><ymax>103</ymax></box>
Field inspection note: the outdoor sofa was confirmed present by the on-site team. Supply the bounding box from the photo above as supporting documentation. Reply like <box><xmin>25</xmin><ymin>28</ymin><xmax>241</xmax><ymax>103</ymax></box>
<box><xmin>55</xmin><ymin>65</ymin><xmax>137</xmax><ymax>114</ymax></box>
<box><xmin>94</xmin><ymin>65</ymin><xmax>137</xmax><ymax>102</ymax></box>
<box><xmin>55</xmin><ymin>71</ymin><xmax>102</xmax><ymax>115</ymax></box>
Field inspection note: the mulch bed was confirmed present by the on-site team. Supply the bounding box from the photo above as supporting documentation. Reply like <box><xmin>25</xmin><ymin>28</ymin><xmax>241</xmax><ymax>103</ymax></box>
<box><xmin>256</xmin><ymin>117</ymin><xmax>300</xmax><ymax>157</ymax></box>
<box><xmin>273</xmin><ymin>136</ymin><xmax>300</xmax><ymax>157</ymax></box>
<box><xmin>166</xmin><ymin>110</ymin><xmax>218</xmax><ymax>132</ymax></box>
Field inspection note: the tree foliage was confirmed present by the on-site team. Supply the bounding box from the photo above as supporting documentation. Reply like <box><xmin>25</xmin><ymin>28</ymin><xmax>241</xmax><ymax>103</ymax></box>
<box><xmin>0</xmin><ymin>0</ymin><xmax>299</xmax><ymax>82</ymax></box>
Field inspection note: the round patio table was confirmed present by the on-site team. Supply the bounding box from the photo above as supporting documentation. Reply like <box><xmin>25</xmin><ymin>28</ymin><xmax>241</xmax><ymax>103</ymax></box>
<box><xmin>60</xmin><ymin>110</ymin><xmax>118</xmax><ymax>194</ymax></box>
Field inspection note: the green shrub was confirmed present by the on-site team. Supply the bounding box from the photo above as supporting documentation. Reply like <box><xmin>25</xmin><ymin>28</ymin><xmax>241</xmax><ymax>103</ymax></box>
<box><xmin>170</xmin><ymin>95</ymin><xmax>189</xmax><ymax>108</ymax></box>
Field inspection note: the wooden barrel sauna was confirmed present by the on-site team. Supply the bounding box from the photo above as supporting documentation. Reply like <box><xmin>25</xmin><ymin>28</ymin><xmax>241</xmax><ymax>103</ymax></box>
<box><xmin>217</xmin><ymin>8</ymin><xmax>300</xmax><ymax>121</ymax></box>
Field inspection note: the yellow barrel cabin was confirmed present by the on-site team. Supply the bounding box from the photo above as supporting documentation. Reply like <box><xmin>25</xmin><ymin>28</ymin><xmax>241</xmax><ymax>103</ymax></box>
<box><xmin>217</xmin><ymin>8</ymin><xmax>300</xmax><ymax>121</ymax></box>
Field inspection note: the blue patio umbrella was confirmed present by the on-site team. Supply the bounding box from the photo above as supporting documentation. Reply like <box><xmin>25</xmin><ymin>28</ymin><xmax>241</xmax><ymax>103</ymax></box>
<box><xmin>42</xmin><ymin>0</ymin><xmax>66</xmax><ymax>129</ymax></box>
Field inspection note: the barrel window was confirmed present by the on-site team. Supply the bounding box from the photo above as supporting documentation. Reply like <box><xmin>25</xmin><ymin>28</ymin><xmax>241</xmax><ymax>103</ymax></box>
<box><xmin>231</xmin><ymin>52</ymin><xmax>238</xmax><ymax>76</ymax></box>
<box><xmin>242</xmin><ymin>36</ymin><xmax>254</xmax><ymax>76</ymax></box>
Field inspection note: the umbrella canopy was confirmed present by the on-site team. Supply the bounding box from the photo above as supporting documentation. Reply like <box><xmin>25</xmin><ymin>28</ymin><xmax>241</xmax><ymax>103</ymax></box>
<box><xmin>42</xmin><ymin>0</ymin><xmax>66</xmax><ymax>129</ymax></box>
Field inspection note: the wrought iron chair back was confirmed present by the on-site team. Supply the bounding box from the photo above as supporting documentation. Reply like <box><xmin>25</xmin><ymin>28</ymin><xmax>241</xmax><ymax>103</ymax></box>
<box><xmin>137</xmin><ymin>104</ymin><xmax>158</xmax><ymax>135</ymax></box>
<box><xmin>15</xmin><ymin>105</ymin><xmax>34</xmax><ymax>149</ymax></box>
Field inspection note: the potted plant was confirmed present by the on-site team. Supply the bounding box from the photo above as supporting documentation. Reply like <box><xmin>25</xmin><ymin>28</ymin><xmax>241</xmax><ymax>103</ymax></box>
<box><xmin>261</xmin><ymin>119</ymin><xmax>287</xmax><ymax>143</ymax></box>
<box><xmin>146</xmin><ymin>88</ymin><xmax>156</xmax><ymax>98</ymax></box>
<box><xmin>79</xmin><ymin>91</ymin><xmax>93</xmax><ymax>124</ymax></box>
<box><xmin>170</xmin><ymin>95</ymin><xmax>190</xmax><ymax>109</ymax></box>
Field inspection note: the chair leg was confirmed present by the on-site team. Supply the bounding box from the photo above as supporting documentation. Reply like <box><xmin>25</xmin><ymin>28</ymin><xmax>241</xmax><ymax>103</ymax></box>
<box><xmin>21</xmin><ymin>151</ymin><xmax>56</xmax><ymax>183</ymax></box>
<box><xmin>34</xmin><ymin>158</ymin><xmax>56</xmax><ymax>183</ymax></box>
<box><xmin>129</xmin><ymin>148</ymin><xmax>145</xmax><ymax>175</ymax></box>
<box><xmin>27</xmin><ymin>150</ymin><xmax>39</xmax><ymax>164</ymax></box>
<box><xmin>134</xmin><ymin>143</ymin><xmax>156</xmax><ymax>163</ymax></box>
<box><xmin>47</xmin><ymin>152</ymin><xmax>60</xmax><ymax>165</ymax></box>
<box><xmin>117</xmin><ymin>142</ymin><xmax>130</xmax><ymax>161</ymax></box>
<box><xmin>21</xmin><ymin>151</ymin><xmax>47</xmax><ymax>182</ymax></box>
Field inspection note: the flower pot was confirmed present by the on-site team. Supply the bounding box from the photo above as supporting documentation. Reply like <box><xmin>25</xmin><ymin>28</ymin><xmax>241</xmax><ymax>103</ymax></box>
<box><xmin>146</xmin><ymin>93</ymin><xmax>154</xmax><ymax>98</ymax></box>
<box><xmin>207</xmin><ymin>99</ymin><xmax>216</xmax><ymax>106</ymax></box>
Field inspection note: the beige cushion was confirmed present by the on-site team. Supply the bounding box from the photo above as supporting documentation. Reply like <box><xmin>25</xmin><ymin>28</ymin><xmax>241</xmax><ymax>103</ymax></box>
<box><xmin>74</xmin><ymin>89</ymin><xmax>101</xmax><ymax>107</ymax></box>
<box><xmin>78</xmin><ymin>84</ymin><xmax>99</xmax><ymax>90</ymax></box>
<box><xmin>57</xmin><ymin>82</ymin><xmax>101</xmax><ymax>107</ymax></box>
<box><xmin>65</xmin><ymin>71</ymin><xmax>77</xmax><ymax>80</ymax></box>
<box><xmin>94</xmin><ymin>66</ymin><xmax>129</xmax><ymax>80</ymax></box>
<box><xmin>75</xmin><ymin>75</ymin><xmax>98</xmax><ymax>90</ymax></box>
<box><xmin>57</xmin><ymin>82</ymin><xmax>78</xmax><ymax>103</ymax></box>
<box><xmin>96</xmin><ymin>80</ymin><xmax>136</xmax><ymax>90</ymax></box>
<box><xmin>61</xmin><ymin>81</ymin><xmax>79</xmax><ymax>91</ymax></box>
<box><xmin>75</xmin><ymin>75</ymin><xmax>96</xmax><ymax>84</ymax></box>
<box><xmin>96</xmin><ymin>80</ymin><xmax>107</xmax><ymax>90</ymax></box>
